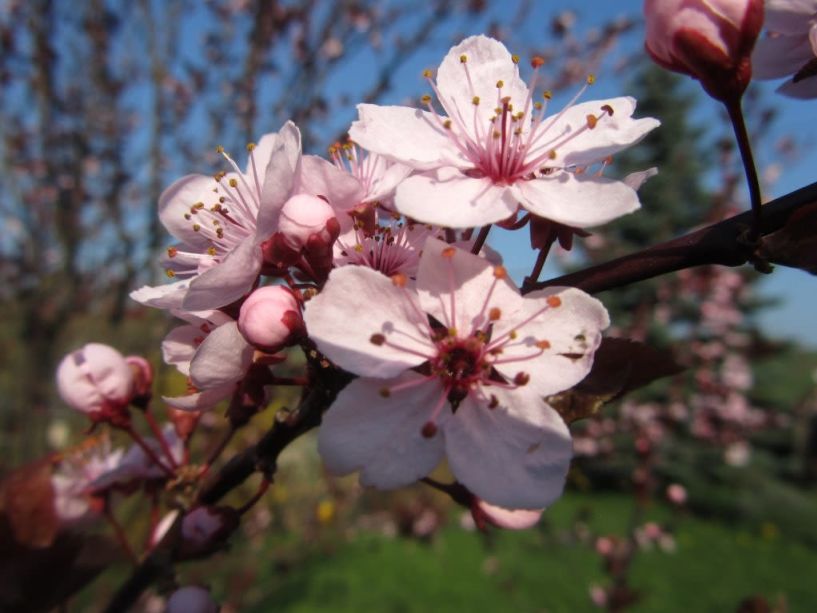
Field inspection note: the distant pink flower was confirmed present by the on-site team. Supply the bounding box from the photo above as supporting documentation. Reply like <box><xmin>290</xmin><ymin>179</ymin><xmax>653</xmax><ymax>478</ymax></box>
<box><xmin>644</xmin><ymin>0</ymin><xmax>764</xmax><ymax>101</ymax></box>
<box><xmin>166</xmin><ymin>586</ymin><xmax>219</xmax><ymax>613</ymax></box>
<box><xmin>305</xmin><ymin>238</ymin><xmax>609</xmax><ymax>509</ymax></box>
<box><xmin>56</xmin><ymin>343</ymin><xmax>134</xmax><ymax>420</ymax></box>
<box><xmin>753</xmin><ymin>0</ymin><xmax>817</xmax><ymax>97</ymax></box>
<box><xmin>350</xmin><ymin>35</ymin><xmax>658</xmax><ymax>229</ymax></box>
<box><xmin>666</xmin><ymin>483</ymin><xmax>688</xmax><ymax>505</ymax></box>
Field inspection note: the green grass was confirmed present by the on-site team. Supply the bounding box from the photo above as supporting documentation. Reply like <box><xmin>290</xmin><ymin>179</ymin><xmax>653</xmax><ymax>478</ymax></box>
<box><xmin>187</xmin><ymin>493</ymin><xmax>817</xmax><ymax>612</ymax></box>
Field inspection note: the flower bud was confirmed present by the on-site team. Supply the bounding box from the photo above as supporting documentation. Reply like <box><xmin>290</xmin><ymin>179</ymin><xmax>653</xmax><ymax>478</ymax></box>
<box><xmin>644</xmin><ymin>0</ymin><xmax>764</xmax><ymax>101</ymax></box>
<box><xmin>56</xmin><ymin>343</ymin><xmax>134</xmax><ymax>422</ymax></box>
<box><xmin>238</xmin><ymin>285</ymin><xmax>303</xmax><ymax>351</ymax></box>
<box><xmin>166</xmin><ymin>586</ymin><xmax>219</xmax><ymax>613</ymax></box>
<box><xmin>278</xmin><ymin>194</ymin><xmax>339</xmax><ymax>248</ymax></box>
<box><xmin>178</xmin><ymin>505</ymin><xmax>239</xmax><ymax>559</ymax></box>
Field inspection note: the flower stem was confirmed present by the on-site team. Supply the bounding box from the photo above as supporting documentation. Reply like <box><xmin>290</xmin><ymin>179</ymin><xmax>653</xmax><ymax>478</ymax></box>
<box><xmin>104</xmin><ymin>503</ymin><xmax>138</xmax><ymax>565</ymax></box>
<box><xmin>523</xmin><ymin>242</ymin><xmax>552</xmax><ymax>290</ymax></box>
<box><xmin>237</xmin><ymin>477</ymin><xmax>270</xmax><ymax>515</ymax></box>
<box><xmin>725</xmin><ymin>99</ymin><xmax>762</xmax><ymax>242</ymax></box>
<box><xmin>120</xmin><ymin>425</ymin><xmax>175</xmax><ymax>478</ymax></box>
<box><xmin>471</xmin><ymin>224</ymin><xmax>492</xmax><ymax>255</ymax></box>
<box><xmin>142</xmin><ymin>410</ymin><xmax>178</xmax><ymax>468</ymax></box>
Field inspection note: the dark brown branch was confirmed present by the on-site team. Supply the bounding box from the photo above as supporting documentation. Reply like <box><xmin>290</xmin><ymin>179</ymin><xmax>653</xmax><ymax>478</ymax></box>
<box><xmin>524</xmin><ymin>181</ymin><xmax>817</xmax><ymax>295</ymax></box>
<box><xmin>103</xmin><ymin>367</ymin><xmax>350</xmax><ymax>613</ymax></box>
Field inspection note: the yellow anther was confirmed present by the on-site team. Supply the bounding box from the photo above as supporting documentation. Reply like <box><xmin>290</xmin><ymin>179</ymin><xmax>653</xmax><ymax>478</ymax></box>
<box><xmin>228</xmin><ymin>178</ymin><xmax>238</xmax><ymax>188</ymax></box>
<box><xmin>471</xmin><ymin>96</ymin><xmax>480</xmax><ymax>106</ymax></box>
<box><xmin>459</xmin><ymin>54</ymin><xmax>468</xmax><ymax>63</ymax></box>
<box><xmin>421</xmin><ymin>94</ymin><xmax>432</xmax><ymax>104</ymax></box>
<box><xmin>493</xmin><ymin>265</ymin><xmax>508</xmax><ymax>279</ymax></box>
<box><xmin>167</xmin><ymin>246</ymin><xmax>178</xmax><ymax>258</ymax></box>
<box><xmin>530</xmin><ymin>56</ymin><xmax>545</xmax><ymax>69</ymax></box>
<box><xmin>534</xmin><ymin>101</ymin><xmax>543</xmax><ymax>110</ymax></box>
<box><xmin>391</xmin><ymin>273</ymin><xmax>408</xmax><ymax>288</ymax></box>
<box><xmin>422</xmin><ymin>68</ymin><xmax>433</xmax><ymax>78</ymax></box>
<box><xmin>215</xmin><ymin>145</ymin><xmax>225</xmax><ymax>154</ymax></box>
<box><xmin>586</xmin><ymin>73</ymin><xmax>596</xmax><ymax>85</ymax></box>
<box><xmin>547</xmin><ymin>295</ymin><xmax>562</xmax><ymax>308</ymax></box>
<box><xmin>443</xmin><ymin>119</ymin><xmax>452</xmax><ymax>129</ymax></box>
<box><xmin>246</xmin><ymin>142</ymin><xmax>256</xmax><ymax>151</ymax></box>
<box><xmin>536</xmin><ymin>340</ymin><xmax>551</xmax><ymax>350</ymax></box>
<box><xmin>586</xmin><ymin>114</ymin><xmax>598</xmax><ymax>129</ymax></box>
<box><xmin>543</xmin><ymin>90</ymin><xmax>553</xmax><ymax>100</ymax></box>
<box><xmin>192</xmin><ymin>224</ymin><xmax>201</xmax><ymax>232</ymax></box>
<box><xmin>511</xmin><ymin>54</ymin><xmax>520</xmax><ymax>64</ymax></box>
<box><xmin>489</xmin><ymin>307</ymin><xmax>501</xmax><ymax>321</ymax></box>
<box><xmin>496</xmin><ymin>79</ymin><xmax>504</xmax><ymax>88</ymax></box>
<box><xmin>548</xmin><ymin>149</ymin><xmax>557</xmax><ymax>160</ymax></box>
<box><xmin>207</xmin><ymin>246</ymin><xmax>217</xmax><ymax>256</ymax></box>
<box><xmin>165</xmin><ymin>269</ymin><xmax>176</xmax><ymax>278</ymax></box>
<box><xmin>442</xmin><ymin>246</ymin><xmax>456</xmax><ymax>258</ymax></box>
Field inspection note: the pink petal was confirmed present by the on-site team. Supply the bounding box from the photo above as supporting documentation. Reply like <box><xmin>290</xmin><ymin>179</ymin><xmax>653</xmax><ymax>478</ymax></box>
<box><xmin>296</xmin><ymin>155</ymin><xmax>366</xmax><ymax>213</ymax></box>
<box><xmin>303</xmin><ymin>266</ymin><xmax>433</xmax><ymax>378</ymax></box>
<box><xmin>416</xmin><ymin>237</ymin><xmax>522</xmax><ymax>335</ymax></box>
<box><xmin>190</xmin><ymin>322</ymin><xmax>254</xmax><ymax>388</ymax></box>
<box><xmin>130</xmin><ymin>280</ymin><xmax>191</xmax><ymax>310</ymax></box>
<box><xmin>753</xmin><ymin>33</ymin><xmax>815</xmax><ymax>78</ymax></box>
<box><xmin>317</xmin><ymin>374</ymin><xmax>447</xmax><ymax>488</ymax></box>
<box><xmin>513</xmin><ymin>173</ymin><xmax>640</xmax><ymax>228</ymax></box>
<box><xmin>475</xmin><ymin>499</ymin><xmax>543</xmax><ymax>530</ymax></box>
<box><xmin>493</xmin><ymin>286</ymin><xmax>609</xmax><ymax>398</ymax></box>
<box><xmin>163</xmin><ymin>385</ymin><xmax>235</xmax><ymax>412</ymax></box>
<box><xmin>542</xmin><ymin>97</ymin><xmax>660</xmax><ymax>168</ymax></box>
<box><xmin>777</xmin><ymin>74</ymin><xmax>817</xmax><ymax>97</ymax></box>
<box><xmin>395</xmin><ymin>169</ymin><xmax>518</xmax><ymax>228</ymax></box>
<box><xmin>349</xmin><ymin>104</ymin><xmax>465</xmax><ymax>171</ymax></box>
<box><xmin>158</xmin><ymin>174</ymin><xmax>218</xmax><ymax>250</ymax></box>
<box><xmin>255</xmin><ymin>121</ymin><xmax>302</xmax><ymax>240</ymax></box>
<box><xmin>435</xmin><ymin>35</ymin><xmax>530</xmax><ymax>144</ymax></box>
<box><xmin>182</xmin><ymin>239</ymin><xmax>262</xmax><ymax>311</ymax></box>
<box><xmin>444</xmin><ymin>388</ymin><xmax>572</xmax><ymax>509</ymax></box>
<box><xmin>161</xmin><ymin>325</ymin><xmax>202</xmax><ymax>376</ymax></box>
<box><xmin>764</xmin><ymin>0</ymin><xmax>817</xmax><ymax>34</ymax></box>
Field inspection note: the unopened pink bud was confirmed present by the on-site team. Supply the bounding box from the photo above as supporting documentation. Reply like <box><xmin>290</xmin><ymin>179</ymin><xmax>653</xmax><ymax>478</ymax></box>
<box><xmin>56</xmin><ymin>343</ymin><xmax>134</xmax><ymax>420</ymax></box>
<box><xmin>238</xmin><ymin>285</ymin><xmax>303</xmax><ymax>351</ymax></box>
<box><xmin>166</xmin><ymin>586</ymin><xmax>219</xmax><ymax>613</ymax></box>
<box><xmin>278</xmin><ymin>194</ymin><xmax>338</xmax><ymax>248</ymax></box>
<box><xmin>179</xmin><ymin>505</ymin><xmax>239</xmax><ymax>558</ymax></box>
<box><xmin>644</xmin><ymin>0</ymin><xmax>764</xmax><ymax>101</ymax></box>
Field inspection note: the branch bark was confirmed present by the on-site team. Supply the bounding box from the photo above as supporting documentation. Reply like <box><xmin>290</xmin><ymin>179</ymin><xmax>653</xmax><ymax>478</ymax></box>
<box><xmin>524</xmin><ymin>181</ymin><xmax>817</xmax><ymax>295</ymax></box>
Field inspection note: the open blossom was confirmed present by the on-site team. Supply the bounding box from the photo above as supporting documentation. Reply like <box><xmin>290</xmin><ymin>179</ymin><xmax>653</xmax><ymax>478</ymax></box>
<box><xmin>753</xmin><ymin>0</ymin><xmax>817</xmax><ymax>98</ymax></box>
<box><xmin>146</xmin><ymin>122</ymin><xmax>362</xmax><ymax>311</ymax></box>
<box><xmin>305</xmin><ymin>238</ymin><xmax>608</xmax><ymax>509</ymax></box>
<box><xmin>644</xmin><ymin>0</ymin><xmax>764</xmax><ymax>101</ymax></box>
<box><xmin>349</xmin><ymin>35</ymin><xmax>659</xmax><ymax>230</ymax></box>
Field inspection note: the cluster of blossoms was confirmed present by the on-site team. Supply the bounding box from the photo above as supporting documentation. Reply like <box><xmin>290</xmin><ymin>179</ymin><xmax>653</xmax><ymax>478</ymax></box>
<box><xmin>56</xmin><ymin>35</ymin><xmax>661</xmax><ymax>527</ymax></box>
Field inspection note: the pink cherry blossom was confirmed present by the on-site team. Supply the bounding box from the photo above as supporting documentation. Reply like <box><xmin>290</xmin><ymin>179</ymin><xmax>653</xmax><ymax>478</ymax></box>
<box><xmin>56</xmin><ymin>343</ymin><xmax>135</xmax><ymax>419</ymax></box>
<box><xmin>304</xmin><ymin>238</ymin><xmax>609</xmax><ymax>509</ymax></box>
<box><xmin>51</xmin><ymin>435</ymin><xmax>125</xmax><ymax>523</ymax></box>
<box><xmin>349</xmin><ymin>35</ymin><xmax>659</xmax><ymax>230</ymax></box>
<box><xmin>334</xmin><ymin>216</ymin><xmax>433</xmax><ymax>277</ymax></box>
<box><xmin>644</xmin><ymin>0</ymin><xmax>764</xmax><ymax>101</ymax></box>
<box><xmin>753</xmin><ymin>0</ymin><xmax>817</xmax><ymax>98</ymax></box>
<box><xmin>472</xmin><ymin>498</ymin><xmax>543</xmax><ymax>530</ymax></box>
<box><xmin>238</xmin><ymin>285</ymin><xmax>303</xmax><ymax>351</ymax></box>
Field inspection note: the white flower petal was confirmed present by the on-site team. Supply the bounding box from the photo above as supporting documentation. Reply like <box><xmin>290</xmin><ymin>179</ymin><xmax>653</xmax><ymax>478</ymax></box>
<box><xmin>296</xmin><ymin>155</ymin><xmax>366</xmax><ymax>213</ymax></box>
<box><xmin>162</xmin><ymin>325</ymin><xmax>202</xmax><ymax>376</ymax></box>
<box><xmin>182</xmin><ymin>239</ymin><xmax>262</xmax><ymax>310</ymax></box>
<box><xmin>365</xmin><ymin>160</ymin><xmax>413</xmax><ymax>203</ymax></box>
<box><xmin>777</xmin><ymin>74</ymin><xmax>817</xmax><ymax>97</ymax></box>
<box><xmin>435</xmin><ymin>35</ymin><xmax>530</xmax><ymax>143</ymax></box>
<box><xmin>493</xmin><ymin>286</ymin><xmax>609</xmax><ymax>398</ymax></box>
<box><xmin>444</xmin><ymin>387</ymin><xmax>572</xmax><ymax>509</ymax></box>
<box><xmin>540</xmin><ymin>97</ymin><xmax>659</xmax><ymax>167</ymax></box>
<box><xmin>130</xmin><ymin>280</ymin><xmax>191</xmax><ymax>310</ymax></box>
<box><xmin>416</xmin><ymin>237</ymin><xmax>522</xmax><ymax>335</ymax></box>
<box><xmin>349</xmin><ymin>104</ymin><xmax>464</xmax><ymax>171</ymax></box>
<box><xmin>764</xmin><ymin>0</ymin><xmax>817</xmax><ymax>33</ymax></box>
<box><xmin>753</xmin><ymin>33</ymin><xmax>815</xmax><ymax>78</ymax></box>
<box><xmin>190</xmin><ymin>321</ymin><xmax>254</xmax><ymax>388</ymax></box>
<box><xmin>304</xmin><ymin>266</ymin><xmax>433</xmax><ymax>378</ymax></box>
<box><xmin>514</xmin><ymin>173</ymin><xmax>640</xmax><ymax>228</ymax></box>
<box><xmin>476</xmin><ymin>500</ymin><xmax>543</xmax><ymax>530</ymax></box>
<box><xmin>255</xmin><ymin>121</ymin><xmax>302</xmax><ymax>240</ymax></box>
<box><xmin>158</xmin><ymin>174</ymin><xmax>219</xmax><ymax>249</ymax></box>
<box><xmin>318</xmin><ymin>374</ymin><xmax>447</xmax><ymax>488</ymax></box>
<box><xmin>163</xmin><ymin>384</ymin><xmax>235</xmax><ymax>411</ymax></box>
<box><xmin>395</xmin><ymin>169</ymin><xmax>518</xmax><ymax>228</ymax></box>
